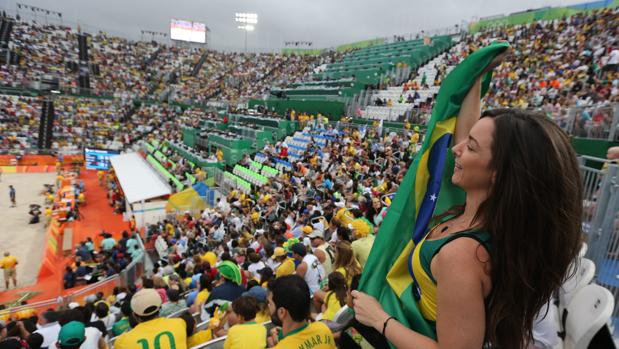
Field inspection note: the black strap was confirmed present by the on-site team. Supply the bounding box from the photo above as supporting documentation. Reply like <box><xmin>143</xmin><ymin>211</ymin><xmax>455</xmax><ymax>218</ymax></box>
<box><xmin>557</xmin><ymin>308</ymin><xmax>568</xmax><ymax>340</ymax></box>
<box><xmin>325</xmin><ymin>245</ymin><xmax>335</xmax><ymax>264</ymax></box>
<box><xmin>432</xmin><ymin>232</ymin><xmax>491</xmax><ymax>261</ymax></box>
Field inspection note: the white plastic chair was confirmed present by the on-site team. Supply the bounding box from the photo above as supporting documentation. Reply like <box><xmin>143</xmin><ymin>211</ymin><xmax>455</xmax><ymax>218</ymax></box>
<box><xmin>578</xmin><ymin>242</ymin><xmax>588</xmax><ymax>258</ymax></box>
<box><xmin>560</xmin><ymin>284</ymin><xmax>614</xmax><ymax>349</ymax></box>
<box><xmin>559</xmin><ymin>258</ymin><xmax>596</xmax><ymax>310</ymax></box>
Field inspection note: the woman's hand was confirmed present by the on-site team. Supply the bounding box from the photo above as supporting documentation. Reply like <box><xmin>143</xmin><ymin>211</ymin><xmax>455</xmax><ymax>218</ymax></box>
<box><xmin>351</xmin><ymin>290</ymin><xmax>391</xmax><ymax>330</ymax></box>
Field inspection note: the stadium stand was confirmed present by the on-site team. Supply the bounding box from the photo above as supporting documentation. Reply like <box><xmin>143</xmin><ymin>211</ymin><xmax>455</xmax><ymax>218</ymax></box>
<box><xmin>354</xmin><ymin>7</ymin><xmax>619</xmax><ymax>125</ymax></box>
<box><xmin>0</xmin><ymin>3</ymin><xmax>619</xmax><ymax>349</ymax></box>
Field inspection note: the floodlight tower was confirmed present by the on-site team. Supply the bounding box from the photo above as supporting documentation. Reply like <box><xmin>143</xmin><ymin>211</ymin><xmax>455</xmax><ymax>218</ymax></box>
<box><xmin>235</xmin><ymin>13</ymin><xmax>258</xmax><ymax>53</ymax></box>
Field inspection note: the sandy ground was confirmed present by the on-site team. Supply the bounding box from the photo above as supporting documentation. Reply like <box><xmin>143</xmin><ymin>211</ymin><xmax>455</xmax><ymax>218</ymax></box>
<box><xmin>0</xmin><ymin>172</ymin><xmax>55</xmax><ymax>289</ymax></box>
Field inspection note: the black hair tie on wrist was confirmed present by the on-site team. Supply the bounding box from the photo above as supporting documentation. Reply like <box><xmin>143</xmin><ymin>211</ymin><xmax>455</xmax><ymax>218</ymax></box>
<box><xmin>382</xmin><ymin>316</ymin><xmax>396</xmax><ymax>337</ymax></box>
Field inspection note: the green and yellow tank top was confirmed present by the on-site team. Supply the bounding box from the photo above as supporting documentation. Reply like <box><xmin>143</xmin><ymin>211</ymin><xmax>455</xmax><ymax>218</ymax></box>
<box><xmin>409</xmin><ymin>226</ymin><xmax>491</xmax><ymax>328</ymax></box>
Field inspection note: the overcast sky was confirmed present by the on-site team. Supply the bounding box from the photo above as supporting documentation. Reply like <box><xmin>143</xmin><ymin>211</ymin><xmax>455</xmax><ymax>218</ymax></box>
<box><xmin>0</xmin><ymin>0</ymin><xmax>587</xmax><ymax>51</ymax></box>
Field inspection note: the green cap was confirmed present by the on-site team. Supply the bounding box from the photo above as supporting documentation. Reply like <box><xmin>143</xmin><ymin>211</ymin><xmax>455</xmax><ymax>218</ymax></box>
<box><xmin>58</xmin><ymin>321</ymin><xmax>85</xmax><ymax>346</ymax></box>
<box><xmin>217</xmin><ymin>261</ymin><xmax>242</xmax><ymax>285</ymax></box>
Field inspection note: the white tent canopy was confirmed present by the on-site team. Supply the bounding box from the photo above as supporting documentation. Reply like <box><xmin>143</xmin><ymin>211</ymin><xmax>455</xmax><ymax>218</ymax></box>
<box><xmin>109</xmin><ymin>152</ymin><xmax>171</xmax><ymax>204</ymax></box>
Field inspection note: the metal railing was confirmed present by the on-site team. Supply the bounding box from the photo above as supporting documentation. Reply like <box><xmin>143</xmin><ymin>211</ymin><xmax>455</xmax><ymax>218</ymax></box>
<box><xmin>119</xmin><ymin>234</ymin><xmax>147</xmax><ymax>287</ymax></box>
<box><xmin>0</xmin><ymin>234</ymin><xmax>147</xmax><ymax>318</ymax></box>
<box><xmin>0</xmin><ymin>274</ymin><xmax>120</xmax><ymax>318</ymax></box>
<box><xmin>579</xmin><ymin>156</ymin><xmax>619</xmax><ymax>318</ymax></box>
<box><xmin>205</xmin><ymin>167</ymin><xmax>225</xmax><ymax>188</ymax></box>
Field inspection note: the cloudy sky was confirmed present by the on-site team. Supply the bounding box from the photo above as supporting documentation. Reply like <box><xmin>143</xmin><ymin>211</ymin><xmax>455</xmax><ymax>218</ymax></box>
<box><xmin>1</xmin><ymin>0</ymin><xmax>586</xmax><ymax>51</ymax></box>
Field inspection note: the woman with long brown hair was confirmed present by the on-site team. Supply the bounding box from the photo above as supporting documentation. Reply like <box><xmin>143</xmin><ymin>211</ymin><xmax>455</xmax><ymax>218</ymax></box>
<box><xmin>333</xmin><ymin>240</ymin><xmax>362</xmax><ymax>286</ymax></box>
<box><xmin>351</xmin><ymin>59</ymin><xmax>583</xmax><ymax>348</ymax></box>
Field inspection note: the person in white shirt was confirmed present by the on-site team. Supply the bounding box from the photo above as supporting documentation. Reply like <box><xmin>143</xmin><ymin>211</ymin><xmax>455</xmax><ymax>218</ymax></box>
<box><xmin>605</xmin><ymin>47</ymin><xmax>619</xmax><ymax>69</ymax></box>
<box><xmin>247</xmin><ymin>252</ymin><xmax>266</xmax><ymax>281</ymax></box>
<box><xmin>528</xmin><ymin>301</ymin><xmax>560</xmax><ymax>349</ymax></box>
<box><xmin>290</xmin><ymin>243</ymin><xmax>325</xmax><ymax>295</ymax></box>
<box><xmin>34</xmin><ymin>310</ymin><xmax>61</xmax><ymax>349</ymax></box>
<box><xmin>91</xmin><ymin>302</ymin><xmax>116</xmax><ymax>331</ymax></box>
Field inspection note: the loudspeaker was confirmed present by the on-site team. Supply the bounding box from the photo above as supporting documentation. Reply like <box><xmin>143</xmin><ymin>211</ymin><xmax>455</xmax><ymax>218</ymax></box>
<box><xmin>77</xmin><ymin>34</ymin><xmax>89</xmax><ymax>62</ymax></box>
<box><xmin>0</xmin><ymin>19</ymin><xmax>14</xmax><ymax>48</ymax></box>
<box><xmin>8</xmin><ymin>50</ymin><xmax>19</xmax><ymax>65</ymax></box>
<box><xmin>90</xmin><ymin>63</ymin><xmax>100</xmax><ymax>76</ymax></box>
<box><xmin>37</xmin><ymin>100</ymin><xmax>55</xmax><ymax>149</ymax></box>
<box><xmin>78</xmin><ymin>74</ymin><xmax>90</xmax><ymax>90</ymax></box>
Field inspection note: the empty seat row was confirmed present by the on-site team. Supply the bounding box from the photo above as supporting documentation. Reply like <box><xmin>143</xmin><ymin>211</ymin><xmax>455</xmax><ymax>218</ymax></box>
<box><xmin>224</xmin><ymin>171</ymin><xmax>251</xmax><ymax>194</ymax></box>
<box><xmin>233</xmin><ymin>165</ymin><xmax>268</xmax><ymax>186</ymax></box>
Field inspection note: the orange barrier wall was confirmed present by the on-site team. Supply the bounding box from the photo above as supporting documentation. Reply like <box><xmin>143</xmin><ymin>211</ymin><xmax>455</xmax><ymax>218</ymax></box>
<box><xmin>37</xmin><ymin>222</ymin><xmax>64</xmax><ymax>280</ymax></box>
<box><xmin>0</xmin><ymin>154</ymin><xmax>84</xmax><ymax>166</ymax></box>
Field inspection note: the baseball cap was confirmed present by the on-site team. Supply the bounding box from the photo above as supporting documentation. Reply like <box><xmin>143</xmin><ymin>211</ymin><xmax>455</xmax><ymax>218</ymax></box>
<box><xmin>201</xmin><ymin>251</ymin><xmax>218</xmax><ymax>267</ymax></box>
<box><xmin>58</xmin><ymin>321</ymin><xmax>85</xmax><ymax>346</ymax></box>
<box><xmin>308</xmin><ymin>229</ymin><xmax>324</xmax><ymax>239</ymax></box>
<box><xmin>302</xmin><ymin>226</ymin><xmax>313</xmax><ymax>234</ymax></box>
<box><xmin>130</xmin><ymin>288</ymin><xmax>162</xmax><ymax>317</ymax></box>
<box><xmin>271</xmin><ymin>247</ymin><xmax>286</xmax><ymax>259</ymax></box>
<box><xmin>243</xmin><ymin>286</ymin><xmax>267</xmax><ymax>303</ymax></box>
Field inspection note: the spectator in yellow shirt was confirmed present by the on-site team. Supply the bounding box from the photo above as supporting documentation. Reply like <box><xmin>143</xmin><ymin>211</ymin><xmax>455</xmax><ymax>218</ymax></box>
<box><xmin>179</xmin><ymin>311</ymin><xmax>212</xmax><ymax>348</ymax></box>
<box><xmin>267</xmin><ymin>275</ymin><xmax>336</xmax><ymax>348</ymax></box>
<box><xmin>243</xmin><ymin>285</ymin><xmax>270</xmax><ymax>324</ymax></box>
<box><xmin>190</xmin><ymin>274</ymin><xmax>213</xmax><ymax>314</ymax></box>
<box><xmin>129</xmin><ymin>215</ymin><xmax>136</xmax><ymax>232</ymax></box>
<box><xmin>1</xmin><ymin>252</ymin><xmax>18</xmax><ymax>289</ymax></box>
<box><xmin>271</xmin><ymin>248</ymin><xmax>294</xmax><ymax>278</ymax></box>
<box><xmin>224</xmin><ymin>295</ymin><xmax>266</xmax><ymax>349</ymax></box>
<box><xmin>77</xmin><ymin>192</ymin><xmax>85</xmax><ymax>205</ymax></box>
<box><xmin>96</xmin><ymin>170</ymin><xmax>105</xmax><ymax>185</ymax></box>
<box><xmin>114</xmin><ymin>288</ymin><xmax>187</xmax><ymax>349</ymax></box>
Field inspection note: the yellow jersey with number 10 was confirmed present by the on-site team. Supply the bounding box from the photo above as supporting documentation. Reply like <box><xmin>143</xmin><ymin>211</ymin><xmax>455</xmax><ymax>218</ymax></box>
<box><xmin>114</xmin><ymin>317</ymin><xmax>187</xmax><ymax>349</ymax></box>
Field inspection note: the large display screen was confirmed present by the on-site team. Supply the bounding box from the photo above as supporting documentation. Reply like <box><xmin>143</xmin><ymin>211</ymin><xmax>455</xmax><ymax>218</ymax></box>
<box><xmin>84</xmin><ymin>148</ymin><xmax>120</xmax><ymax>170</ymax></box>
<box><xmin>170</xmin><ymin>19</ymin><xmax>206</xmax><ymax>43</ymax></box>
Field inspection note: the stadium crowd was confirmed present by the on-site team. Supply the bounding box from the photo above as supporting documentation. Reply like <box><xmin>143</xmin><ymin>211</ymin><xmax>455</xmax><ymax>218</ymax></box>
<box><xmin>0</xmin><ymin>95</ymin><xmax>179</xmax><ymax>154</ymax></box>
<box><xmin>0</xmin><ymin>7</ymin><xmax>617</xmax><ymax>349</ymax></box>
<box><xmin>480</xmin><ymin>8</ymin><xmax>619</xmax><ymax>109</ymax></box>
<box><xmin>0</xmin><ymin>122</ymin><xmax>416</xmax><ymax>348</ymax></box>
<box><xmin>1</xmin><ymin>21</ymin><xmax>78</xmax><ymax>90</ymax></box>
<box><xmin>368</xmin><ymin>8</ymin><xmax>619</xmax><ymax>128</ymax></box>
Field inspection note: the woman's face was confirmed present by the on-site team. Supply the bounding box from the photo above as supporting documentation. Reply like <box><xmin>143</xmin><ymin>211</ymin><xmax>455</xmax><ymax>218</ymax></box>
<box><xmin>451</xmin><ymin>117</ymin><xmax>495</xmax><ymax>192</ymax></box>
<box><xmin>372</xmin><ymin>199</ymin><xmax>381</xmax><ymax>210</ymax></box>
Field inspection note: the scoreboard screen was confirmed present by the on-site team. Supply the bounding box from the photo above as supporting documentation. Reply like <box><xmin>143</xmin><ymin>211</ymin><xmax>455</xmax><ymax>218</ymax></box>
<box><xmin>84</xmin><ymin>148</ymin><xmax>120</xmax><ymax>170</ymax></box>
<box><xmin>170</xmin><ymin>19</ymin><xmax>206</xmax><ymax>43</ymax></box>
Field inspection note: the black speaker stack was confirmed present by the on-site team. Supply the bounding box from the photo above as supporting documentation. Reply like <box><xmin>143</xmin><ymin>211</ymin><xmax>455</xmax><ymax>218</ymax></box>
<box><xmin>37</xmin><ymin>100</ymin><xmax>55</xmax><ymax>149</ymax></box>
<box><xmin>0</xmin><ymin>17</ymin><xmax>14</xmax><ymax>49</ymax></box>
<box><xmin>76</xmin><ymin>34</ymin><xmax>91</xmax><ymax>92</ymax></box>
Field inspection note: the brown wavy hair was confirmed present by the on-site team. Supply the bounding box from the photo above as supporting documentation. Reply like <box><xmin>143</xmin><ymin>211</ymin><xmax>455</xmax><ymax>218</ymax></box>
<box><xmin>334</xmin><ymin>240</ymin><xmax>362</xmax><ymax>282</ymax></box>
<box><xmin>478</xmin><ymin>109</ymin><xmax>582</xmax><ymax>349</ymax></box>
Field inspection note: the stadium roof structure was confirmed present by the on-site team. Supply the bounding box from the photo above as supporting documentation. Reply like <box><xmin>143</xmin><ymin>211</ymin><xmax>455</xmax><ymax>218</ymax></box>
<box><xmin>109</xmin><ymin>152</ymin><xmax>171</xmax><ymax>204</ymax></box>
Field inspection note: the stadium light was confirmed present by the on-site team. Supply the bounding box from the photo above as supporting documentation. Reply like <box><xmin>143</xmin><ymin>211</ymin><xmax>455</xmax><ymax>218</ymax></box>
<box><xmin>235</xmin><ymin>12</ymin><xmax>258</xmax><ymax>52</ymax></box>
<box><xmin>237</xmin><ymin>25</ymin><xmax>255</xmax><ymax>31</ymax></box>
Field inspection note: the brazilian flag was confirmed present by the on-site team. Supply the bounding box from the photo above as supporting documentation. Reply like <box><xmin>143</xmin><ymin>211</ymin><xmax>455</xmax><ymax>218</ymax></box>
<box><xmin>359</xmin><ymin>42</ymin><xmax>509</xmax><ymax>341</ymax></box>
